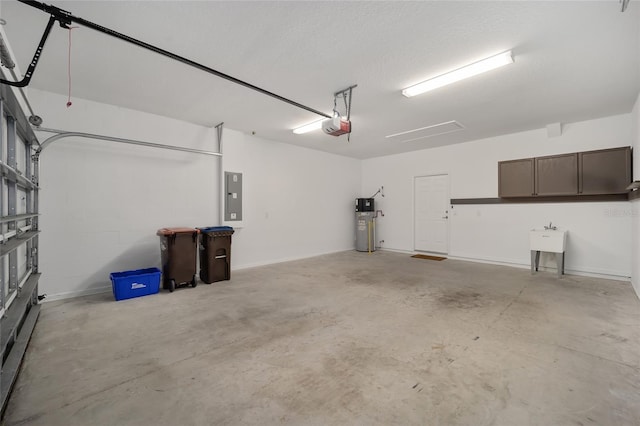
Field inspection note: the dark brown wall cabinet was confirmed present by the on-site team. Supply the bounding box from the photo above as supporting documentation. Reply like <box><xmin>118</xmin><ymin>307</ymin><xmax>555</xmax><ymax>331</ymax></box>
<box><xmin>579</xmin><ymin>147</ymin><xmax>632</xmax><ymax>195</ymax></box>
<box><xmin>498</xmin><ymin>159</ymin><xmax>534</xmax><ymax>197</ymax></box>
<box><xmin>498</xmin><ymin>146</ymin><xmax>631</xmax><ymax>198</ymax></box>
<box><xmin>535</xmin><ymin>153</ymin><xmax>578</xmax><ymax>196</ymax></box>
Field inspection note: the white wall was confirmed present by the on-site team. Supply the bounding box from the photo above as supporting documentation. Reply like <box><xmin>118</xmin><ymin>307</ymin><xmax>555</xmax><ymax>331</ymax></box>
<box><xmin>631</xmin><ymin>92</ymin><xmax>640</xmax><ymax>297</ymax></box>
<box><xmin>31</xmin><ymin>89</ymin><xmax>360</xmax><ymax>300</ymax></box>
<box><xmin>363</xmin><ymin>114</ymin><xmax>634</xmax><ymax>279</ymax></box>
<box><xmin>28</xmin><ymin>87</ymin><xmax>638</xmax><ymax>298</ymax></box>
<box><xmin>220</xmin><ymin>129</ymin><xmax>361</xmax><ymax>269</ymax></box>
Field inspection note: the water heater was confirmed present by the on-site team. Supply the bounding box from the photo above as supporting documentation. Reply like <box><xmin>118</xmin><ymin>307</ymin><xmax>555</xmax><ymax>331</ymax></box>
<box><xmin>355</xmin><ymin>198</ymin><xmax>375</xmax><ymax>252</ymax></box>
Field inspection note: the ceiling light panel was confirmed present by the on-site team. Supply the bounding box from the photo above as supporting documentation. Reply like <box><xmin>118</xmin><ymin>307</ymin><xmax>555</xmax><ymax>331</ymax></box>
<box><xmin>402</xmin><ymin>51</ymin><xmax>514</xmax><ymax>97</ymax></box>
<box><xmin>386</xmin><ymin>120</ymin><xmax>465</xmax><ymax>143</ymax></box>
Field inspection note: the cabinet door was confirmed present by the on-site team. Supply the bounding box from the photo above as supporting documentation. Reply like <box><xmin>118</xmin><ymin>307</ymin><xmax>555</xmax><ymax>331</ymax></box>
<box><xmin>499</xmin><ymin>159</ymin><xmax>534</xmax><ymax>197</ymax></box>
<box><xmin>579</xmin><ymin>147</ymin><xmax>631</xmax><ymax>195</ymax></box>
<box><xmin>535</xmin><ymin>153</ymin><xmax>578</xmax><ymax>196</ymax></box>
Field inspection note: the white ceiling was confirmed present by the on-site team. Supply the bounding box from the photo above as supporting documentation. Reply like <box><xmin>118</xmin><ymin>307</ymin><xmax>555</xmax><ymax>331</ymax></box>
<box><xmin>1</xmin><ymin>1</ymin><xmax>639</xmax><ymax>159</ymax></box>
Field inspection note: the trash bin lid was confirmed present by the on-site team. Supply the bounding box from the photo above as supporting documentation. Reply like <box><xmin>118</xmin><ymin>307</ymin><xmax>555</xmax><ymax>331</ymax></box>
<box><xmin>156</xmin><ymin>227</ymin><xmax>199</xmax><ymax>236</ymax></box>
<box><xmin>198</xmin><ymin>226</ymin><xmax>234</xmax><ymax>234</ymax></box>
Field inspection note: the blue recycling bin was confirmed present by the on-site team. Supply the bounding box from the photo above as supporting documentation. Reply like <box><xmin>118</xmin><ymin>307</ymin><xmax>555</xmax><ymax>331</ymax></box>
<box><xmin>110</xmin><ymin>268</ymin><xmax>161</xmax><ymax>301</ymax></box>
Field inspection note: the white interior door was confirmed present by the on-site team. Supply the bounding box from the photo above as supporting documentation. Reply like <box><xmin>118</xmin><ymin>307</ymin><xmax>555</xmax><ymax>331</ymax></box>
<box><xmin>414</xmin><ymin>174</ymin><xmax>449</xmax><ymax>253</ymax></box>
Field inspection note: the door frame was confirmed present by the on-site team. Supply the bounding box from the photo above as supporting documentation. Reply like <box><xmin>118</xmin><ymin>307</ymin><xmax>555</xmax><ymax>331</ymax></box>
<box><xmin>413</xmin><ymin>173</ymin><xmax>451</xmax><ymax>254</ymax></box>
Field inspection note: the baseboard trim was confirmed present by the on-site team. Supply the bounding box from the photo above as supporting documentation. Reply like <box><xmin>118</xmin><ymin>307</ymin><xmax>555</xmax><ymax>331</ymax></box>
<box><xmin>446</xmin><ymin>254</ymin><xmax>631</xmax><ymax>282</ymax></box>
<box><xmin>378</xmin><ymin>247</ymin><xmax>415</xmax><ymax>255</ymax></box>
<box><xmin>233</xmin><ymin>248</ymin><xmax>354</xmax><ymax>271</ymax></box>
<box><xmin>377</xmin><ymin>249</ymin><xmax>630</xmax><ymax>281</ymax></box>
<box><xmin>42</xmin><ymin>247</ymin><xmax>632</xmax><ymax>301</ymax></box>
<box><xmin>42</xmin><ymin>248</ymin><xmax>356</xmax><ymax>301</ymax></box>
<box><xmin>43</xmin><ymin>285</ymin><xmax>112</xmax><ymax>303</ymax></box>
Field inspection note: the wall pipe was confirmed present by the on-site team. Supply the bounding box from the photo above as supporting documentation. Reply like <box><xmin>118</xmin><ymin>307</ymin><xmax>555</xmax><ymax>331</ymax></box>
<box><xmin>33</xmin><ymin>127</ymin><xmax>222</xmax><ymax>158</ymax></box>
<box><xmin>216</xmin><ymin>122</ymin><xmax>225</xmax><ymax>226</ymax></box>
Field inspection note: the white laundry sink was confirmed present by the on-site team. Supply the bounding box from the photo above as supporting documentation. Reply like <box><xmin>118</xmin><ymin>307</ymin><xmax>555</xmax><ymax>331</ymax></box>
<box><xmin>530</xmin><ymin>229</ymin><xmax>567</xmax><ymax>253</ymax></box>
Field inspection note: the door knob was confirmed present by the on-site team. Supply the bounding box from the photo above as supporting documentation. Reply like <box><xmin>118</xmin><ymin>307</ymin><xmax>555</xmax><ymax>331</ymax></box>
<box><xmin>442</xmin><ymin>216</ymin><xmax>448</xmax><ymax>219</ymax></box>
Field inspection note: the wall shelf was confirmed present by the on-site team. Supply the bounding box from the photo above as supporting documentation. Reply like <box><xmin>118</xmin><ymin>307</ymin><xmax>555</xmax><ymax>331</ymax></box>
<box><xmin>451</xmin><ymin>194</ymin><xmax>630</xmax><ymax>205</ymax></box>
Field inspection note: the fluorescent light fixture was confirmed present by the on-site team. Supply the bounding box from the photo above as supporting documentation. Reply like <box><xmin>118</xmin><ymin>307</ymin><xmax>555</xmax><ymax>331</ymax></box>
<box><xmin>292</xmin><ymin>119</ymin><xmax>325</xmax><ymax>134</ymax></box>
<box><xmin>402</xmin><ymin>51</ymin><xmax>514</xmax><ymax>97</ymax></box>
<box><xmin>385</xmin><ymin>120</ymin><xmax>464</xmax><ymax>139</ymax></box>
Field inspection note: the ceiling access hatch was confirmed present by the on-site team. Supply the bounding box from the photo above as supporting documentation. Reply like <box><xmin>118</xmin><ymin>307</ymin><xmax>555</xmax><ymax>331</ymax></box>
<box><xmin>386</xmin><ymin>120</ymin><xmax>465</xmax><ymax>143</ymax></box>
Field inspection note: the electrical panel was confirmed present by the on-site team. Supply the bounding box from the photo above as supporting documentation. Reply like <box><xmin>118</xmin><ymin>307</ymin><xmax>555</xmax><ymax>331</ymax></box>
<box><xmin>224</xmin><ymin>171</ymin><xmax>242</xmax><ymax>221</ymax></box>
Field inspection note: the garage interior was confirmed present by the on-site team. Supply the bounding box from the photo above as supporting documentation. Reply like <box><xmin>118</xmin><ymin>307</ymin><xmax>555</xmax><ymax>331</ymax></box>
<box><xmin>0</xmin><ymin>1</ymin><xmax>639</xmax><ymax>425</ymax></box>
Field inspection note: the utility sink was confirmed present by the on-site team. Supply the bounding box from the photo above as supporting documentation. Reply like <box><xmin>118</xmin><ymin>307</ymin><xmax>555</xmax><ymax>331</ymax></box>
<box><xmin>530</xmin><ymin>229</ymin><xmax>567</xmax><ymax>253</ymax></box>
<box><xmin>530</xmin><ymin>228</ymin><xmax>568</xmax><ymax>277</ymax></box>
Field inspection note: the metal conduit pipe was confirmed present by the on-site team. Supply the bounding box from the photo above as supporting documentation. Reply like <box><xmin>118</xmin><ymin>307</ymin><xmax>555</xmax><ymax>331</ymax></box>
<box><xmin>216</xmin><ymin>123</ymin><xmax>225</xmax><ymax>225</ymax></box>
<box><xmin>33</xmin><ymin>127</ymin><xmax>222</xmax><ymax>158</ymax></box>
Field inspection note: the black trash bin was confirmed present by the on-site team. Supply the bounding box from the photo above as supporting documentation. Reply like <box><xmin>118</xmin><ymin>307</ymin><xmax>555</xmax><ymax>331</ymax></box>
<box><xmin>156</xmin><ymin>227</ymin><xmax>199</xmax><ymax>292</ymax></box>
<box><xmin>198</xmin><ymin>226</ymin><xmax>234</xmax><ymax>284</ymax></box>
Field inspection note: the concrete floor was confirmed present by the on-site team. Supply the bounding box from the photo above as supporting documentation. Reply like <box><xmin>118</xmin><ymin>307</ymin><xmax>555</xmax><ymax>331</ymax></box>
<box><xmin>4</xmin><ymin>251</ymin><xmax>640</xmax><ymax>426</ymax></box>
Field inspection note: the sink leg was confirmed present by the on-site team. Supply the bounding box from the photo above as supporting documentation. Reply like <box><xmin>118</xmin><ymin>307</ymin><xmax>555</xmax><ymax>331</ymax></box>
<box><xmin>556</xmin><ymin>252</ymin><xmax>564</xmax><ymax>278</ymax></box>
<box><xmin>531</xmin><ymin>250</ymin><xmax>540</xmax><ymax>274</ymax></box>
<box><xmin>530</xmin><ymin>251</ymin><xmax>535</xmax><ymax>274</ymax></box>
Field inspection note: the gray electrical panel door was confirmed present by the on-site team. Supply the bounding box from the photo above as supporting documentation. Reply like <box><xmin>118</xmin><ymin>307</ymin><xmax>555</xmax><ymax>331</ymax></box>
<box><xmin>225</xmin><ymin>171</ymin><xmax>242</xmax><ymax>221</ymax></box>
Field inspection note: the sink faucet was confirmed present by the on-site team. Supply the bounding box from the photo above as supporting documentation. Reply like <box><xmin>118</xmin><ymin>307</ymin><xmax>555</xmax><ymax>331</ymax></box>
<box><xmin>544</xmin><ymin>222</ymin><xmax>557</xmax><ymax>230</ymax></box>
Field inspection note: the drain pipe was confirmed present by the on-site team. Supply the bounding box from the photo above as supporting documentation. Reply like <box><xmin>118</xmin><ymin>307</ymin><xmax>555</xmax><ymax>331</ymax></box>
<box><xmin>33</xmin><ymin>127</ymin><xmax>222</xmax><ymax>157</ymax></box>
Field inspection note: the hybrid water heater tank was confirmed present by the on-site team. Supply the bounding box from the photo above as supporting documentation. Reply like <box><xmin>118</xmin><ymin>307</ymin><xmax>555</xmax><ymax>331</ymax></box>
<box><xmin>355</xmin><ymin>198</ymin><xmax>375</xmax><ymax>252</ymax></box>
